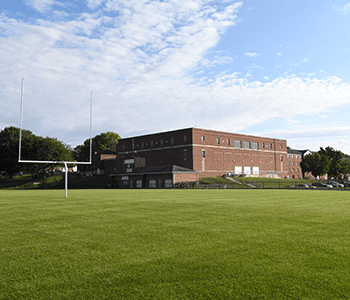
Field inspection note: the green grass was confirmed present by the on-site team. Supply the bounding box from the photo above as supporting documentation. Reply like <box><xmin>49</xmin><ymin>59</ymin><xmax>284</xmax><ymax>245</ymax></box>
<box><xmin>1</xmin><ymin>189</ymin><xmax>350</xmax><ymax>299</ymax></box>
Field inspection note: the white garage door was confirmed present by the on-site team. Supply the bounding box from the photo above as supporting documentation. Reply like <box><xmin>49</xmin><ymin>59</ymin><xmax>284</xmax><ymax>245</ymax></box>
<box><xmin>235</xmin><ymin>166</ymin><xmax>242</xmax><ymax>174</ymax></box>
<box><xmin>253</xmin><ymin>167</ymin><xmax>259</xmax><ymax>175</ymax></box>
<box><xmin>244</xmin><ymin>167</ymin><xmax>251</xmax><ymax>174</ymax></box>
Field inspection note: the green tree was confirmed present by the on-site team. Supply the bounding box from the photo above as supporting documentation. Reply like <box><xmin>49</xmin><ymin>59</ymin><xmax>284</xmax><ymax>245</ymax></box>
<box><xmin>0</xmin><ymin>126</ymin><xmax>74</xmax><ymax>177</ymax></box>
<box><xmin>319</xmin><ymin>147</ymin><xmax>344</xmax><ymax>179</ymax></box>
<box><xmin>300</xmin><ymin>152</ymin><xmax>330</xmax><ymax>178</ymax></box>
<box><xmin>74</xmin><ymin>131</ymin><xmax>120</xmax><ymax>161</ymax></box>
<box><xmin>339</xmin><ymin>158</ymin><xmax>350</xmax><ymax>179</ymax></box>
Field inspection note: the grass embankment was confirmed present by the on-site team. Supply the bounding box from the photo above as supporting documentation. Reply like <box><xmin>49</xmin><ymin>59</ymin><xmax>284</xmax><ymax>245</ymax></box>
<box><xmin>0</xmin><ymin>174</ymin><xmax>63</xmax><ymax>190</ymax></box>
<box><xmin>1</xmin><ymin>189</ymin><xmax>350</xmax><ymax>299</ymax></box>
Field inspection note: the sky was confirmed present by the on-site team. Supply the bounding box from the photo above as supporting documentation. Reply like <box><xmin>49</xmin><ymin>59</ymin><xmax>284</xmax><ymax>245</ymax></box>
<box><xmin>1</xmin><ymin>0</ymin><xmax>350</xmax><ymax>154</ymax></box>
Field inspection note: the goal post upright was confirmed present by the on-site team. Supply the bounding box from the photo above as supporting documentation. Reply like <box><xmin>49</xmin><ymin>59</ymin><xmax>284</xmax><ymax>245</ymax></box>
<box><xmin>18</xmin><ymin>78</ymin><xmax>93</xmax><ymax>198</ymax></box>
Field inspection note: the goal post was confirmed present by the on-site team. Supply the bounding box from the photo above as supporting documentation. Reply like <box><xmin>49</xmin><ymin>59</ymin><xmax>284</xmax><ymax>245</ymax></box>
<box><xmin>18</xmin><ymin>78</ymin><xmax>93</xmax><ymax>197</ymax></box>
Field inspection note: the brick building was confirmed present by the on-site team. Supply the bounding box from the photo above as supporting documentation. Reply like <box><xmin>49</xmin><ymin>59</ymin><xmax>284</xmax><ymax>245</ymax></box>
<box><xmin>109</xmin><ymin>127</ymin><xmax>304</xmax><ymax>188</ymax></box>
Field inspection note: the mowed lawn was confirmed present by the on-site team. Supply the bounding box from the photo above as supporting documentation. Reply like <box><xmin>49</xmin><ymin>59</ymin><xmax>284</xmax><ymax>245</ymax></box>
<box><xmin>1</xmin><ymin>189</ymin><xmax>350</xmax><ymax>299</ymax></box>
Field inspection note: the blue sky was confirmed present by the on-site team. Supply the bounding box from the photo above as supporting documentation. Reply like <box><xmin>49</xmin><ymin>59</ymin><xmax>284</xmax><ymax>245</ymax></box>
<box><xmin>1</xmin><ymin>0</ymin><xmax>350</xmax><ymax>154</ymax></box>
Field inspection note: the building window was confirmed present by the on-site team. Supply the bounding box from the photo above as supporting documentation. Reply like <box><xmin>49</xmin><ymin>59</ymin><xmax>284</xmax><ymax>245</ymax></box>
<box><xmin>170</xmin><ymin>137</ymin><xmax>174</xmax><ymax>145</ymax></box>
<box><xmin>201</xmin><ymin>136</ymin><xmax>205</xmax><ymax>142</ymax></box>
<box><xmin>292</xmin><ymin>154</ymin><xmax>294</xmax><ymax>159</ymax></box>
<box><xmin>262</xmin><ymin>142</ymin><xmax>265</xmax><ymax>148</ymax></box>
<box><xmin>184</xmin><ymin>136</ymin><xmax>187</xmax><ymax>142</ymax></box>
<box><xmin>296</xmin><ymin>161</ymin><xmax>299</xmax><ymax>166</ymax></box>
<box><xmin>184</xmin><ymin>150</ymin><xmax>187</xmax><ymax>160</ymax></box>
<box><xmin>227</xmin><ymin>139</ymin><xmax>230</xmax><ymax>146</ymax></box>
<box><xmin>292</xmin><ymin>162</ymin><xmax>295</xmax><ymax>166</ymax></box>
<box><xmin>270</xmin><ymin>143</ymin><xmax>273</xmax><ymax>149</ymax></box>
<box><xmin>202</xmin><ymin>150</ymin><xmax>205</xmax><ymax>158</ymax></box>
<box><xmin>160</xmin><ymin>139</ymin><xmax>163</xmax><ymax>146</ymax></box>
<box><xmin>165</xmin><ymin>179</ymin><xmax>172</xmax><ymax>188</ymax></box>
<box><xmin>280</xmin><ymin>144</ymin><xmax>282</xmax><ymax>149</ymax></box>
<box><xmin>151</xmin><ymin>140</ymin><xmax>153</xmax><ymax>147</ymax></box>
<box><xmin>149</xmin><ymin>180</ymin><xmax>156</xmax><ymax>188</ymax></box>
<box><xmin>141</xmin><ymin>142</ymin><xmax>144</xmax><ymax>149</ymax></box>
<box><xmin>243</xmin><ymin>141</ymin><xmax>250</xmax><ymax>149</ymax></box>
<box><xmin>252</xmin><ymin>142</ymin><xmax>259</xmax><ymax>150</ymax></box>
<box><xmin>217</xmin><ymin>138</ymin><xmax>220</xmax><ymax>145</ymax></box>
<box><xmin>288</xmin><ymin>168</ymin><xmax>290</xmax><ymax>172</ymax></box>
<box><xmin>234</xmin><ymin>140</ymin><xmax>242</xmax><ymax>148</ymax></box>
<box><xmin>288</xmin><ymin>161</ymin><xmax>290</xmax><ymax>166</ymax></box>
<box><xmin>280</xmin><ymin>155</ymin><xmax>283</xmax><ymax>161</ymax></box>
<box><xmin>136</xmin><ymin>180</ymin><xmax>142</xmax><ymax>188</ymax></box>
<box><xmin>297</xmin><ymin>168</ymin><xmax>299</xmax><ymax>173</ymax></box>
<box><xmin>293</xmin><ymin>168</ymin><xmax>295</xmax><ymax>172</ymax></box>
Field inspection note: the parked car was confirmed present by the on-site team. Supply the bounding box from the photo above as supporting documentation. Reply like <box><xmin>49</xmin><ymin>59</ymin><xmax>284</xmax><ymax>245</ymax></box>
<box><xmin>311</xmin><ymin>182</ymin><xmax>333</xmax><ymax>188</ymax></box>
<box><xmin>327</xmin><ymin>181</ymin><xmax>344</xmax><ymax>188</ymax></box>
<box><xmin>296</xmin><ymin>184</ymin><xmax>310</xmax><ymax>188</ymax></box>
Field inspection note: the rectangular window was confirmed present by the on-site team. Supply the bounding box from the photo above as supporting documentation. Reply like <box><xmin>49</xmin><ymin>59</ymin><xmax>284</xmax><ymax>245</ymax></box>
<box><xmin>280</xmin><ymin>144</ymin><xmax>282</xmax><ymax>149</ymax></box>
<box><xmin>184</xmin><ymin>136</ymin><xmax>187</xmax><ymax>142</ymax></box>
<box><xmin>151</xmin><ymin>140</ymin><xmax>153</xmax><ymax>147</ymax></box>
<box><xmin>141</xmin><ymin>141</ymin><xmax>144</xmax><ymax>149</ymax></box>
<box><xmin>170</xmin><ymin>137</ymin><xmax>174</xmax><ymax>145</ymax></box>
<box><xmin>227</xmin><ymin>139</ymin><xmax>230</xmax><ymax>146</ymax></box>
<box><xmin>217</xmin><ymin>138</ymin><xmax>220</xmax><ymax>145</ymax></box>
<box><xmin>136</xmin><ymin>180</ymin><xmax>142</xmax><ymax>188</ymax></box>
<box><xmin>122</xmin><ymin>144</ymin><xmax>125</xmax><ymax>150</ymax></box>
<box><xmin>280</xmin><ymin>155</ymin><xmax>283</xmax><ymax>161</ymax></box>
<box><xmin>201</xmin><ymin>136</ymin><xmax>205</xmax><ymax>141</ymax></box>
<box><xmin>149</xmin><ymin>180</ymin><xmax>156</xmax><ymax>188</ymax></box>
<box><xmin>234</xmin><ymin>140</ymin><xmax>242</xmax><ymax>148</ymax></box>
<box><xmin>243</xmin><ymin>141</ymin><xmax>250</xmax><ymax>149</ymax></box>
<box><xmin>160</xmin><ymin>139</ymin><xmax>163</xmax><ymax>146</ymax></box>
<box><xmin>165</xmin><ymin>179</ymin><xmax>173</xmax><ymax>188</ymax></box>
<box><xmin>184</xmin><ymin>150</ymin><xmax>187</xmax><ymax>160</ymax></box>
<box><xmin>270</xmin><ymin>143</ymin><xmax>273</xmax><ymax>149</ymax></box>
<box><xmin>262</xmin><ymin>142</ymin><xmax>265</xmax><ymax>148</ymax></box>
<box><xmin>252</xmin><ymin>142</ymin><xmax>259</xmax><ymax>150</ymax></box>
<box><xmin>202</xmin><ymin>150</ymin><xmax>205</xmax><ymax>158</ymax></box>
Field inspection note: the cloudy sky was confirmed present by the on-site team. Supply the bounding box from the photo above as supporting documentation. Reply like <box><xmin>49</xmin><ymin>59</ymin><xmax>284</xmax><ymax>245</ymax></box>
<box><xmin>1</xmin><ymin>0</ymin><xmax>350</xmax><ymax>154</ymax></box>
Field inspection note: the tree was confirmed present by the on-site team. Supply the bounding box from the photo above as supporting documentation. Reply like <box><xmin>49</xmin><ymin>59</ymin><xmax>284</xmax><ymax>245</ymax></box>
<box><xmin>0</xmin><ymin>126</ymin><xmax>74</xmax><ymax>177</ymax></box>
<box><xmin>339</xmin><ymin>158</ymin><xmax>350</xmax><ymax>179</ymax></box>
<box><xmin>300</xmin><ymin>152</ymin><xmax>330</xmax><ymax>179</ymax></box>
<box><xmin>319</xmin><ymin>147</ymin><xmax>344</xmax><ymax>179</ymax></box>
<box><xmin>74</xmin><ymin>131</ymin><xmax>121</xmax><ymax>161</ymax></box>
<box><xmin>0</xmin><ymin>127</ymin><xmax>36</xmax><ymax>178</ymax></box>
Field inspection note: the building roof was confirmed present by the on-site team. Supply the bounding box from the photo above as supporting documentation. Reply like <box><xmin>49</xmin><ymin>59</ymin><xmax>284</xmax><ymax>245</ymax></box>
<box><xmin>287</xmin><ymin>148</ymin><xmax>309</xmax><ymax>155</ymax></box>
<box><xmin>110</xmin><ymin>165</ymin><xmax>199</xmax><ymax>176</ymax></box>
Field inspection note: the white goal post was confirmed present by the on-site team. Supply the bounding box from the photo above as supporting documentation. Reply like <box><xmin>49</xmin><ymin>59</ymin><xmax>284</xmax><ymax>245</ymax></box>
<box><xmin>18</xmin><ymin>78</ymin><xmax>93</xmax><ymax>197</ymax></box>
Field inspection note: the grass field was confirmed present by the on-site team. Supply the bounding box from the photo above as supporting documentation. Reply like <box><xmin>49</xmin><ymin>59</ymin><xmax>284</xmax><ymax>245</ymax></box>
<box><xmin>1</xmin><ymin>189</ymin><xmax>350</xmax><ymax>299</ymax></box>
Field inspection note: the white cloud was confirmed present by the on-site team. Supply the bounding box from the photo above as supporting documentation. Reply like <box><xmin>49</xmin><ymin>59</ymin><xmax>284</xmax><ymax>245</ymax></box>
<box><xmin>333</xmin><ymin>3</ymin><xmax>350</xmax><ymax>15</ymax></box>
<box><xmin>245</xmin><ymin>52</ymin><xmax>259</xmax><ymax>57</ymax></box>
<box><xmin>24</xmin><ymin>0</ymin><xmax>58</xmax><ymax>13</ymax></box>
<box><xmin>1</xmin><ymin>0</ymin><xmax>350</xmax><ymax>151</ymax></box>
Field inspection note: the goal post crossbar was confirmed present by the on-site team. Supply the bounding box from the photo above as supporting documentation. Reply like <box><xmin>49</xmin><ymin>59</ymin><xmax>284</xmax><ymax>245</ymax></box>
<box><xmin>18</xmin><ymin>78</ymin><xmax>93</xmax><ymax>197</ymax></box>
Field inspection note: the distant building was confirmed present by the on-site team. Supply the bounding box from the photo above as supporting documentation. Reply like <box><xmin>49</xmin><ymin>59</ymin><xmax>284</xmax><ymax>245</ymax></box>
<box><xmin>107</xmin><ymin>127</ymin><xmax>304</xmax><ymax>188</ymax></box>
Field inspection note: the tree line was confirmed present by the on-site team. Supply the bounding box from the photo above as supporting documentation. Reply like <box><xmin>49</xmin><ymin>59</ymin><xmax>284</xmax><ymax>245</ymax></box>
<box><xmin>0</xmin><ymin>126</ymin><xmax>120</xmax><ymax>178</ymax></box>
<box><xmin>300</xmin><ymin>147</ymin><xmax>350</xmax><ymax>180</ymax></box>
